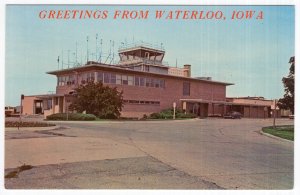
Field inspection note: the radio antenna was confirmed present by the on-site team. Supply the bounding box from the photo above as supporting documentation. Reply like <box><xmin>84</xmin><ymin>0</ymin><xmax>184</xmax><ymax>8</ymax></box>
<box><xmin>86</xmin><ymin>36</ymin><xmax>89</xmax><ymax>63</ymax></box>
<box><xmin>57</xmin><ymin>56</ymin><xmax>59</xmax><ymax>70</ymax></box>
<box><xmin>75</xmin><ymin>42</ymin><xmax>78</xmax><ymax>66</ymax></box>
<box><xmin>110</xmin><ymin>41</ymin><xmax>115</xmax><ymax>64</ymax></box>
<box><xmin>96</xmin><ymin>34</ymin><xmax>98</xmax><ymax>61</ymax></box>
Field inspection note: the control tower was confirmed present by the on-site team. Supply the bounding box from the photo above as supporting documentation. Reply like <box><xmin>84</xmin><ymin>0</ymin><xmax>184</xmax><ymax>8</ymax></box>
<box><xmin>118</xmin><ymin>42</ymin><xmax>169</xmax><ymax>74</ymax></box>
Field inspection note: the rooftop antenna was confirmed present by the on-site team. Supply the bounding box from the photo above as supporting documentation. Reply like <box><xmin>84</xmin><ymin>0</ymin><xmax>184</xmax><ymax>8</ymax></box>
<box><xmin>80</xmin><ymin>48</ymin><xmax>83</xmax><ymax>65</ymax></box>
<box><xmin>67</xmin><ymin>49</ymin><xmax>70</xmax><ymax>68</ymax></box>
<box><xmin>57</xmin><ymin>56</ymin><xmax>60</xmax><ymax>70</ymax></box>
<box><xmin>105</xmin><ymin>40</ymin><xmax>112</xmax><ymax>64</ymax></box>
<box><xmin>86</xmin><ymin>36</ymin><xmax>89</xmax><ymax>63</ymax></box>
<box><xmin>61</xmin><ymin>50</ymin><xmax>64</xmax><ymax>69</ymax></box>
<box><xmin>176</xmin><ymin>58</ymin><xmax>178</xmax><ymax>68</ymax></box>
<box><xmin>98</xmin><ymin>38</ymin><xmax>103</xmax><ymax>63</ymax></box>
<box><xmin>72</xmin><ymin>52</ymin><xmax>76</xmax><ymax>67</ymax></box>
<box><xmin>96</xmin><ymin>34</ymin><xmax>98</xmax><ymax>61</ymax></box>
<box><xmin>110</xmin><ymin>41</ymin><xmax>115</xmax><ymax>64</ymax></box>
<box><xmin>75</xmin><ymin>42</ymin><xmax>78</xmax><ymax>66</ymax></box>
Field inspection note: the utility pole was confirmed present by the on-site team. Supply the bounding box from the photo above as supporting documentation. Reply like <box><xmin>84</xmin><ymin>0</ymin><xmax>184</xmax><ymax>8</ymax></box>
<box><xmin>19</xmin><ymin>94</ymin><xmax>24</xmax><ymax>130</ymax></box>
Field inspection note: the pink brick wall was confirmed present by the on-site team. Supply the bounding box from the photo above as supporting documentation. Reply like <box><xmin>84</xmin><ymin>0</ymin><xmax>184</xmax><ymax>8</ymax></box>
<box><xmin>55</xmin><ymin>70</ymin><xmax>227</xmax><ymax>118</ymax></box>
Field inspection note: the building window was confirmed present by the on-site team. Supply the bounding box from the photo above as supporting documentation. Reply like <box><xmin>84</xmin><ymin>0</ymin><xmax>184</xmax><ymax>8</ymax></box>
<box><xmin>57</xmin><ymin>77</ymin><xmax>61</xmax><ymax>86</ymax></box>
<box><xmin>110</xmin><ymin>74</ymin><xmax>116</xmax><ymax>84</ymax></box>
<box><xmin>87</xmin><ymin>72</ymin><xmax>95</xmax><ymax>82</ymax></box>
<box><xmin>128</xmin><ymin>76</ymin><xmax>133</xmax><ymax>85</ymax></box>
<box><xmin>146</xmin><ymin>78</ymin><xmax>151</xmax><ymax>87</ymax></box>
<box><xmin>116</xmin><ymin>74</ymin><xmax>122</xmax><ymax>84</ymax></box>
<box><xmin>123</xmin><ymin>99</ymin><xmax>160</xmax><ymax>105</ymax></box>
<box><xmin>160</xmin><ymin>80</ymin><xmax>165</xmax><ymax>88</ymax></box>
<box><xmin>150</xmin><ymin>79</ymin><xmax>155</xmax><ymax>87</ymax></box>
<box><xmin>145</xmin><ymin>65</ymin><xmax>150</xmax><ymax>72</ymax></box>
<box><xmin>104</xmin><ymin>73</ymin><xmax>110</xmax><ymax>83</ymax></box>
<box><xmin>81</xmin><ymin>73</ymin><xmax>87</xmax><ymax>84</ymax></box>
<box><xmin>183</xmin><ymin>82</ymin><xmax>190</xmax><ymax>96</ymax></box>
<box><xmin>67</xmin><ymin>75</ymin><xmax>75</xmax><ymax>85</ymax></box>
<box><xmin>97</xmin><ymin>72</ymin><xmax>103</xmax><ymax>83</ymax></box>
<box><xmin>47</xmin><ymin>99</ymin><xmax>52</xmax><ymax>109</ymax></box>
<box><xmin>59</xmin><ymin>76</ymin><xmax>68</xmax><ymax>86</ymax></box>
<box><xmin>154</xmin><ymin>79</ymin><xmax>160</xmax><ymax>88</ymax></box>
<box><xmin>122</xmin><ymin>75</ymin><xmax>128</xmax><ymax>85</ymax></box>
<box><xmin>135</xmin><ymin>77</ymin><xmax>140</xmax><ymax>86</ymax></box>
<box><xmin>140</xmin><ymin>77</ymin><xmax>145</xmax><ymax>86</ymax></box>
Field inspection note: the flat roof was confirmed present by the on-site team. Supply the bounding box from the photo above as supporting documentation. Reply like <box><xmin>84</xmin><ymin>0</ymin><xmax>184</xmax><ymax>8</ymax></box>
<box><xmin>47</xmin><ymin>63</ymin><xmax>234</xmax><ymax>86</ymax></box>
<box><xmin>35</xmin><ymin>94</ymin><xmax>64</xmax><ymax>98</ymax></box>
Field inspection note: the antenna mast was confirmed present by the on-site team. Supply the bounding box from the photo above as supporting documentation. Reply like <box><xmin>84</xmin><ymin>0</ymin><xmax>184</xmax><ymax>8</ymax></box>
<box><xmin>99</xmin><ymin>39</ymin><xmax>103</xmax><ymax>63</ymax></box>
<box><xmin>110</xmin><ymin>41</ymin><xmax>115</xmax><ymax>64</ymax></box>
<box><xmin>67</xmin><ymin>49</ymin><xmax>70</xmax><ymax>68</ymax></box>
<box><xmin>96</xmin><ymin>34</ymin><xmax>98</xmax><ymax>61</ymax></box>
<box><xmin>75</xmin><ymin>42</ymin><xmax>78</xmax><ymax>66</ymax></box>
<box><xmin>61</xmin><ymin>50</ymin><xmax>64</xmax><ymax>69</ymax></box>
<box><xmin>57</xmin><ymin>56</ymin><xmax>59</xmax><ymax>70</ymax></box>
<box><xmin>86</xmin><ymin>36</ymin><xmax>89</xmax><ymax>63</ymax></box>
<box><xmin>105</xmin><ymin>40</ymin><xmax>112</xmax><ymax>64</ymax></box>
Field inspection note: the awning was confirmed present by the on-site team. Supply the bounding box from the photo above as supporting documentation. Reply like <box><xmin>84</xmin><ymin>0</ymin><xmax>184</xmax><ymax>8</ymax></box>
<box><xmin>180</xmin><ymin>99</ymin><xmax>227</xmax><ymax>104</ymax></box>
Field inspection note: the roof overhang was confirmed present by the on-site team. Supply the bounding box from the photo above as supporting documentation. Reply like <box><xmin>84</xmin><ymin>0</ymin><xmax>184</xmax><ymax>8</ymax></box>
<box><xmin>180</xmin><ymin>99</ymin><xmax>227</xmax><ymax>104</ymax></box>
<box><xmin>47</xmin><ymin>63</ymin><xmax>234</xmax><ymax>86</ymax></box>
<box><xmin>35</xmin><ymin>94</ymin><xmax>64</xmax><ymax>99</ymax></box>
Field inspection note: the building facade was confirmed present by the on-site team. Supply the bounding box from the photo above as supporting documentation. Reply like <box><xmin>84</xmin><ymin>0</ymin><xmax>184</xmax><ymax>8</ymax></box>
<box><xmin>21</xmin><ymin>44</ymin><xmax>282</xmax><ymax>118</ymax></box>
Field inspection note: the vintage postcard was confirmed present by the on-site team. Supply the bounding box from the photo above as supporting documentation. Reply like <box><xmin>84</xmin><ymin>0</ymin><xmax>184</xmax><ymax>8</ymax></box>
<box><xmin>2</xmin><ymin>1</ymin><xmax>297</xmax><ymax>193</ymax></box>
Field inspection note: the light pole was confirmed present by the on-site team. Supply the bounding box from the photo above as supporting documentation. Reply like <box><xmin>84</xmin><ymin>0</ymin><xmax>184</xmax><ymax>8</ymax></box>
<box><xmin>173</xmin><ymin>102</ymin><xmax>176</xmax><ymax>119</ymax></box>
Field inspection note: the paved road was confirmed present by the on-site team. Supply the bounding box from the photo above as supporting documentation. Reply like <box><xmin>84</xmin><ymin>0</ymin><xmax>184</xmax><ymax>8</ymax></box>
<box><xmin>5</xmin><ymin>118</ymin><xmax>293</xmax><ymax>189</ymax></box>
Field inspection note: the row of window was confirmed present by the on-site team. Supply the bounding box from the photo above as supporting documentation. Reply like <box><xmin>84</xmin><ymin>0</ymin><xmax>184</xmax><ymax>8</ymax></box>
<box><xmin>123</xmin><ymin>100</ymin><xmax>160</xmax><ymax>105</ymax></box>
<box><xmin>57</xmin><ymin>72</ymin><xmax>190</xmax><ymax>96</ymax></box>
<box><xmin>58</xmin><ymin>72</ymin><xmax>166</xmax><ymax>89</ymax></box>
<box><xmin>58</xmin><ymin>75</ymin><xmax>75</xmax><ymax>86</ymax></box>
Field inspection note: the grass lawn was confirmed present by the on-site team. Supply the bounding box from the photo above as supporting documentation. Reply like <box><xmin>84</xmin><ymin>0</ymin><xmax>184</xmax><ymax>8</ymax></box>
<box><xmin>262</xmin><ymin>125</ymin><xmax>294</xmax><ymax>141</ymax></box>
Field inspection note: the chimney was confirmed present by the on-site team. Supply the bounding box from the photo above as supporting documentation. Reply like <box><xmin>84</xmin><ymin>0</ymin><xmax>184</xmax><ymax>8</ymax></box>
<box><xmin>183</xmin><ymin>64</ymin><xmax>191</xmax><ymax>77</ymax></box>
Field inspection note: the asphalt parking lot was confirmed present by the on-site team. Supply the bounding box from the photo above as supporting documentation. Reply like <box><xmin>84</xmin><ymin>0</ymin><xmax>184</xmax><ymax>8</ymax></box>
<box><xmin>5</xmin><ymin>118</ymin><xmax>294</xmax><ymax>189</ymax></box>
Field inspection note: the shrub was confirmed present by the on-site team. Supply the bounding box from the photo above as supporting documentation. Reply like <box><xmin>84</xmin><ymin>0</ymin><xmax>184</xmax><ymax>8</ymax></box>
<box><xmin>149</xmin><ymin>108</ymin><xmax>197</xmax><ymax>119</ymax></box>
<box><xmin>46</xmin><ymin>113</ymin><xmax>97</xmax><ymax>121</ymax></box>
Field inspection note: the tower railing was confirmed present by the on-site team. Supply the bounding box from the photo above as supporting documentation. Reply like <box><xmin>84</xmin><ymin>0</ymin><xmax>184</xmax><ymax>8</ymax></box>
<box><xmin>118</xmin><ymin>41</ymin><xmax>165</xmax><ymax>51</ymax></box>
<box><xmin>118</xmin><ymin>58</ymin><xmax>169</xmax><ymax>66</ymax></box>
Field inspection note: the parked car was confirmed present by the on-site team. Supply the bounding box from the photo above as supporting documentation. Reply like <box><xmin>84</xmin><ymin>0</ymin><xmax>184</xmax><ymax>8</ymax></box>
<box><xmin>224</xmin><ymin>111</ymin><xmax>242</xmax><ymax>119</ymax></box>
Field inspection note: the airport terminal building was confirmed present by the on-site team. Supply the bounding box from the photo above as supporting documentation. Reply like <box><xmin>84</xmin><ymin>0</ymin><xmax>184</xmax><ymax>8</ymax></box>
<box><xmin>21</xmin><ymin>44</ymin><xmax>281</xmax><ymax>118</ymax></box>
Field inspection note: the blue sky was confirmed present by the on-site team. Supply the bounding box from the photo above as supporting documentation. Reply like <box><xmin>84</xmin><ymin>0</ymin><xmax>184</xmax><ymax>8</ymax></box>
<box><xmin>5</xmin><ymin>5</ymin><xmax>295</xmax><ymax>106</ymax></box>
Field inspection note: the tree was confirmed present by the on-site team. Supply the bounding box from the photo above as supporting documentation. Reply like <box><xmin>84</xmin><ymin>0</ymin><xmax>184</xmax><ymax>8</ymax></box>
<box><xmin>278</xmin><ymin>57</ymin><xmax>294</xmax><ymax>114</ymax></box>
<box><xmin>70</xmin><ymin>81</ymin><xmax>123</xmax><ymax>119</ymax></box>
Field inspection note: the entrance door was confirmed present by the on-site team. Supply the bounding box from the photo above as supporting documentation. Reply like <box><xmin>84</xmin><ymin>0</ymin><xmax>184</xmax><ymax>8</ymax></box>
<box><xmin>199</xmin><ymin>103</ymin><xmax>208</xmax><ymax>118</ymax></box>
<box><xmin>34</xmin><ymin>100</ymin><xmax>43</xmax><ymax>114</ymax></box>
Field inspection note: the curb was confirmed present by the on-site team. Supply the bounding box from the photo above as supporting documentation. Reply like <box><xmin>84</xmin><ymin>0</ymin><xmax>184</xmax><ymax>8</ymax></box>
<box><xmin>5</xmin><ymin>125</ymin><xmax>59</xmax><ymax>132</ymax></box>
<box><xmin>259</xmin><ymin>130</ymin><xmax>294</xmax><ymax>143</ymax></box>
